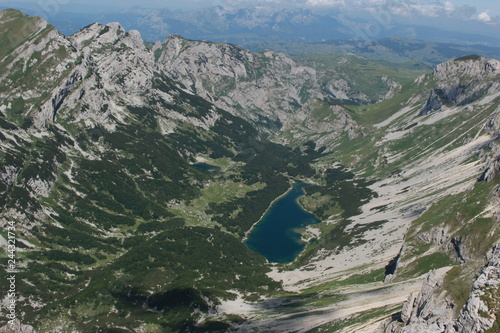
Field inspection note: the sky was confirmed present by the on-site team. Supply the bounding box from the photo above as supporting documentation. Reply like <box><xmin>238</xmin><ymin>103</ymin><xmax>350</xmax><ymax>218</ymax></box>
<box><xmin>1</xmin><ymin>0</ymin><xmax>499</xmax><ymax>23</ymax></box>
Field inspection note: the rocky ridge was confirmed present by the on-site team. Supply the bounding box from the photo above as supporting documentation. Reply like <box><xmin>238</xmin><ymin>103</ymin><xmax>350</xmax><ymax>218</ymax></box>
<box><xmin>157</xmin><ymin>35</ymin><xmax>359</xmax><ymax>136</ymax></box>
<box><xmin>455</xmin><ymin>244</ymin><xmax>500</xmax><ymax>333</ymax></box>
<box><xmin>156</xmin><ymin>35</ymin><xmax>322</xmax><ymax>131</ymax></box>
<box><xmin>420</xmin><ymin>56</ymin><xmax>500</xmax><ymax>115</ymax></box>
<box><xmin>1</xmin><ymin>15</ymin><xmax>368</xmax><ymax>141</ymax></box>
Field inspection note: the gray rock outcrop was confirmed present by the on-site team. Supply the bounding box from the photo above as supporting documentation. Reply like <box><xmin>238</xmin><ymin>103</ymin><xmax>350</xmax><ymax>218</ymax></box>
<box><xmin>380</xmin><ymin>245</ymin><xmax>500</xmax><ymax>333</ymax></box>
<box><xmin>156</xmin><ymin>35</ymin><xmax>324</xmax><ymax>132</ymax></box>
<box><xmin>455</xmin><ymin>244</ymin><xmax>500</xmax><ymax>332</ymax></box>
<box><xmin>420</xmin><ymin>56</ymin><xmax>500</xmax><ymax>115</ymax></box>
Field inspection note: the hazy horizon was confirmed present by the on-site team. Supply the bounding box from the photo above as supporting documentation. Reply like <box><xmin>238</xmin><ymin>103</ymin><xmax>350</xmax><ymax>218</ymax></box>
<box><xmin>1</xmin><ymin>0</ymin><xmax>499</xmax><ymax>45</ymax></box>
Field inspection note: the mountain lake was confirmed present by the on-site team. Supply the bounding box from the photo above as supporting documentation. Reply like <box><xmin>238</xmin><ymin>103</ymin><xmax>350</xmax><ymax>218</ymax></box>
<box><xmin>245</xmin><ymin>183</ymin><xmax>321</xmax><ymax>263</ymax></box>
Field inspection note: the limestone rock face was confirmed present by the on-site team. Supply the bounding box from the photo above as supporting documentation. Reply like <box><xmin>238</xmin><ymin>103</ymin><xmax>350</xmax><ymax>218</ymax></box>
<box><xmin>432</xmin><ymin>56</ymin><xmax>499</xmax><ymax>83</ymax></box>
<box><xmin>156</xmin><ymin>35</ymin><xmax>368</xmax><ymax>141</ymax></box>
<box><xmin>455</xmin><ymin>244</ymin><xmax>500</xmax><ymax>333</ymax></box>
<box><xmin>273</xmin><ymin>101</ymin><xmax>363</xmax><ymax>149</ymax></box>
<box><xmin>398</xmin><ymin>270</ymin><xmax>456</xmax><ymax>333</ymax></box>
<box><xmin>156</xmin><ymin>35</ymin><xmax>325</xmax><ymax>132</ymax></box>
<box><xmin>380</xmin><ymin>245</ymin><xmax>500</xmax><ymax>333</ymax></box>
<box><xmin>323</xmin><ymin>78</ymin><xmax>370</xmax><ymax>103</ymax></box>
<box><xmin>420</xmin><ymin>56</ymin><xmax>500</xmax><ymax>115</ymax></box>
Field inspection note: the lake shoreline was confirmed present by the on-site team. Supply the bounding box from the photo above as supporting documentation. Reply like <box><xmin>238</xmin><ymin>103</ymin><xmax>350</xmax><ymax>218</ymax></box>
<box><xmin>242</xmin><ymin>181</ymin><xmax>295</xmax><ymax>243</ymax></box>
<box><xmin>243</xmin><ymin>182</ymin><xmax>321</xmax><ymax>264</ymax></box>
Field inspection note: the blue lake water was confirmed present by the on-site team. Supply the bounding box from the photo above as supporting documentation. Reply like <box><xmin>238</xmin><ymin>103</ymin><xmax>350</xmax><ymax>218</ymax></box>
<box><xmin>245</xmin><ymin>183</ymin><xmax>321</xmax><ymax>263</ymax></box>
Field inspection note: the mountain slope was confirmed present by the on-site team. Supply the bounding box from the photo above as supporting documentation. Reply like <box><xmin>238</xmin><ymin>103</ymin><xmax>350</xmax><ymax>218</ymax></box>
<box><xmin>155</xmin><ymin>34</ymin><xmax>421</xmax><ymax>144</ymax></box>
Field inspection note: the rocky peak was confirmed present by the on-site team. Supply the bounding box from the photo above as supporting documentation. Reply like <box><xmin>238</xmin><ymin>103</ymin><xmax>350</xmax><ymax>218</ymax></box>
<box><xmin>0</xmin><ymin>13</ymin><xmax>156</xmax><ymax>128</ymax></box>
<box><xmin>433</xmin><ymin>55</ymin><xmax>499</xmax><ymax>82</ymax></box>
<box><xmin>71</xmin><ymin>22</ymin><xmax>145</xmax><ymax>51</ymax></box>
<box><xmin>70</xmin><ymin>22</ymin><xmax>112</xmax><ymax>47</ymax></box>
<box><xmin>419</xmin><ymin>56</ymin><xmax>500</xmax><ymax>115</ymax></box>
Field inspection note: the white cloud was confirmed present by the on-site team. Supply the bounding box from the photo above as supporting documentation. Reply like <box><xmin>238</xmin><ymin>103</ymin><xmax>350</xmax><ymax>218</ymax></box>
<box><xmin>305</xmin><ymin>0</ymin><xmax>345</xmax><ymax>7</ymax></box>
<box><xmin>216</xmin><ymin>0</ymin><xmax>499</xmax><ymax>23</ymax></box>
<box><xmin>356</xmin><ymin>0</ymin><xmax>499</xmax><ymax>24</ymax></box>
<box><xmin>411</xmin><ymin>3</ymin><xmax>443</xmax><ymax>17</ymax></box>
<box><xmin>444</xmin><ymin>1</ymin><xmax>454</xmax><ymax>12</ymax></box>
<box><xmin>477</xmin><ymin>10</ymin><xmax>491</xmax><ymax>22</ymax></box>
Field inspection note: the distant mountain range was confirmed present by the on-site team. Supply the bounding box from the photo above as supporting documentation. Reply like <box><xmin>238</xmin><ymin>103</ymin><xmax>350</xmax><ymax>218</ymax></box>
<box><xmin>2</xmin><ymin>3</ymin><xmax>500</xmax><ymax>52</ymax></box>
<box><xmin>245</xmin><ymin>36</ymin><xmax>500</xmax><ymax>67</ymax></box>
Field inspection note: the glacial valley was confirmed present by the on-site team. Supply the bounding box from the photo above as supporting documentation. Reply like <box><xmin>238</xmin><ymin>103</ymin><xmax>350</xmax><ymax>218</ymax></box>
<box><xmin>0</xmin><ymin>9</ymin><xmax>499</xmax><ymax>333</ymax></box>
